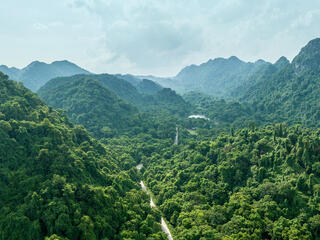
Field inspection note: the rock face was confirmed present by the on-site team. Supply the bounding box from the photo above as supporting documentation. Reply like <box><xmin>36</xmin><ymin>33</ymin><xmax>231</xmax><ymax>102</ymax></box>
<box><xmin>0</xmin><ymin>60</ymin><xmax>90</xmax><ymax>91</ymax></box>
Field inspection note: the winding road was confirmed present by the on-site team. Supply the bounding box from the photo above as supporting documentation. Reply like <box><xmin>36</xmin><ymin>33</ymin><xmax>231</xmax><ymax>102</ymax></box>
<box><xmin>136</xmin><ymin>164</ymin><xmax>173</xmax><ymax>240</ymax></box>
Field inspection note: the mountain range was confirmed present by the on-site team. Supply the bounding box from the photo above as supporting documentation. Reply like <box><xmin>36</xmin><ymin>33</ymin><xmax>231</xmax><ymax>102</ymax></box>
<box><xmin>2</xmin><ymin>37</ymin><xmax>320</xmax><ymax>239</ymax></box>
<box><xmin>0</xmin><ymin>60</ymin><xmax>90</xmax><ymax>92</ymax></box>
<box><xmin>0</xmin><ymin>72</ymin><xmax>165</xmax><ymax>239</ymax></box>
<box><xmin>38</xmin><ymin>73</ymin><xmax>191</xmax><ymax>138</ymax></box>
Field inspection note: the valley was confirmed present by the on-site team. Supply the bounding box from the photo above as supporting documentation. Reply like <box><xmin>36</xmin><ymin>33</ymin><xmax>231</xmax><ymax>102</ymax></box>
<box><xmin>1</xmin><ymin>38</ymin><xmax>320</xmax><ymax>239</ymax></box>
<box><xmin>137</xmin><ymin>164</ymin><xmax>173</xmax><ymax>240</ymax></box>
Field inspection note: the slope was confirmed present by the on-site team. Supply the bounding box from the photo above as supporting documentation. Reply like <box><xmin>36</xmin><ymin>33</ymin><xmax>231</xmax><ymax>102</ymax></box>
<box><xmin>38</xmin><ymin>75</ymin><xmax>140</xmax><ymax>138</ymax></box>
<box><xmin>0</xmin><ymin>71</ymin><xmax>166</xmax><ymax>239</ymax></box>
<box><xmin>142</xmin><ymin>124</ymin><xmax>320</xmax><ymax>239</ymax></box>
<box><xmin>141</xmin><ymin>57</ymin><xmax>271</xmax><ymax>96</ymax></box>
<box><xmin>39</xmin><ymin>74</ymin><xmax>191</xmax><ymax>118</ymax></box>
<box><xmin>0</xmin><ymin>60</ymin><xmax>90</xmax><ymax>92</ymax></box>
<box><xmin>235</xmin><ymin>38</ymin><xmax>320</xmax><ymax>127</ymax></box>
<box><xmin>136</xmin><ymin>79</ymin><xmax>163</xmax><ymax>95</ymax></box>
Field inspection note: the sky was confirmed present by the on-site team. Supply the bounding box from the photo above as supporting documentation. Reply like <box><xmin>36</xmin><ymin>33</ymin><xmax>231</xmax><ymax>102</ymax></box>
<box><xmin>1</xmin><ymin>0</ymin><xmax>320</xmax><ymax>77</ymax></box>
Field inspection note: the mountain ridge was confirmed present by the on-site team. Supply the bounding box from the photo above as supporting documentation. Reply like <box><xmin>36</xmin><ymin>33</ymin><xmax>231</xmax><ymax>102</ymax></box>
<box><xmin>0</xmin><ymin>60</ymin><xmax>90</xmax><ymax>92</ymax></box>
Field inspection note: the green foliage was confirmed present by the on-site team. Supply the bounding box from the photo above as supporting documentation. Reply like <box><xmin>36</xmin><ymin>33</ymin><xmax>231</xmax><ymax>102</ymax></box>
<box><xmin>0</xmin><ymin>72</ymin><xmax>163</xmax><ymax>239</ymax></box>
<box><xmin>142</xmin><ymin>125</ymin><xmax>320</xmax><ymax>239</ymax></box>
<box><xmin>38</xmin><ymin>74</ymin><xmax>191</xmax><ymax>139</ymax></box>
<box><xmin>37</xmin><ymin>75</ymin><xmax>140</xmax><ymax>138</ymax></box>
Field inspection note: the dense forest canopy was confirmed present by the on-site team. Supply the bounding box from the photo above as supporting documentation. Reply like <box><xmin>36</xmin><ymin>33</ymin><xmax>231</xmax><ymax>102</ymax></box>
<box><xmin>2</xmin><ymin>37</ymin><xmax>320</xmax><ymax>240</ymax></box>
<box><xmin>0</xmin><ymin>72</ymin><xmax>166</xmax><ymax>240</ymax></box>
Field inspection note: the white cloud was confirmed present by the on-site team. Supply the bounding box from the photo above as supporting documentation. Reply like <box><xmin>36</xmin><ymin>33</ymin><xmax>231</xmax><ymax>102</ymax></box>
<box><xmin>33</xmin><ymin>23</ymin><xmax>48</xmax><ymax>31</ymax></box>
<box><xmin>1</xmin><ymin>0</ymin><xmax>320</xmax><ymax>76</ymax></box>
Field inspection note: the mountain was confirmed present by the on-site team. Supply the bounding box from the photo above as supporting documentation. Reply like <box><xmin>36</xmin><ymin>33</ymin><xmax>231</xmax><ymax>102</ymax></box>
<box><xmin>88</xmin><ymin>74</ymin><xmax>143</xmax><ymax>105</ymax></box>
<box><xmin>0</xmin><ymin>65</ymin><xmax>20</xmax><ymax>79</ymax></box>
<box><xmin>38</xmin><ymin>75</ymin><xmax>140</xmax><ymax>138</ymax></box>
<box><xmin>143</xmin><ymin>87</ymin><xmax>191</xmax><ymax>116</ymax></box>
<box><xmin>136</xmin><ymin>75</ymin><xmax>175</xmax><ymax>91</ymax></box>
<box><xmin>140</xmin><ymin>57</ymin><xmax>272</xmax><ymax>97</ymax></box>
<box><xmin>93</xmin><ymin>75</ymin><xmax>190</xmax><ymax>116</ymax></box>
<box><xmin>114</xmin><ymin>74</ymin><xmax>142</xmax><ymax>86</ymax></box>
<box><xmin>292</xmin><ymin>37</ymin><xmax>320</xmax><ymax>73</ymax></box>
<box><xmin>230</xmin><ymin>57</ymin><xmax>290</xmax><ymax>99</ymax></box>
<box><xmin>39</xmin><ymin>74</ymin><xmax>191</xmax><ymax>119</ymax></box>
<box><xmin>0</xmin><ymin>60</ymin><xmax>90</xmax><ymax>92</ymax></box>
<box><xmin>114</xmin><ymin>74</ymin><xmax>163</xmax><ymax>95</ymax></box>
<box><xmin>234</xmin><ymin>38</ymin><xmax>320</xmax><ymax>126</ymax></box>
<box><xmin>0</xmin><ymin>71</ymin><xmax>165</xmax><ymax>239</ymax></box>
<box><xmin>174</xmin><ymin>56</ymin><xmax>271</xmax><ymax>96</ymax></box>
<box><xmin>136</xmin><ymin>79</ymin><xmax>163</xmax><ymax>95</ymax></box>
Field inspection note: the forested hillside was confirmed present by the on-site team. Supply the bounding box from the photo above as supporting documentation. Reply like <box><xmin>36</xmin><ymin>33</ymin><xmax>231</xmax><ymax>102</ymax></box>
<box><xmin>142</xmin><ymin>124</ymin><xmax>320</xmax><ymax>239</ymax></box>
<box><xmin>37</xmin><ymin>75</ymin><xmax>141</xmax><ymax>138</ymax></box>
<box><xmin>0</xmin><ymin>72</ymin><xmax>166</xmax><ymax>240</ymax></box>
<box><xmin>3</xmin><ymin>37</ymin><xmax>320</xmax><ymax>240</ymax></box>
<box><xmin>39</xmin><ymin>74</ymin><xmax>191</xmax><ymax>127</ymax></box>
<box><xmin>234</xmin><ymin>38</ymin><xmax>320</xmax><ymax>127</ymax></box>
<box><xmin>174</xmin><ymin>57</ymin><xmax>269</xmax><ymax>96</ymax></box>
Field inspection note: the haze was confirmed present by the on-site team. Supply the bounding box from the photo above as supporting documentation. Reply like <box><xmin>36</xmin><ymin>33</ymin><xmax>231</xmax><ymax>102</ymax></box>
<box><xmin>1</xmin><ymin>0</ymin><xmax>320</xmax><ymax>76</ymax></box>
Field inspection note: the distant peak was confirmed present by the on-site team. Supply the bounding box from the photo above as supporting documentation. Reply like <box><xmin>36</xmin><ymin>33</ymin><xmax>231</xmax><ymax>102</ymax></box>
<box><xmin>277</xmin><ymin>56</ymin><xmax>289</xmax><ymax>62</ymax></box>
<box><xmin>207</xmin><ymin>56</ymin><xmax>243</xmax><ymax>64</ymax></box>
<box><xmin>305</xmin><ymin>38</ymin><xmax>320</xmax><ymax>47</ymax></box>
<box><xmin>228</xmin><ymin>56</ymin><xmax>241</xmax><ymax>62</ymax></box>
<box><xmin>52</xmin><ymin>60</ymin><xmax>73</xmax><ymax>65</ymax></box>
<box><xmin>30</xmin><ymin>60</ymin><xmax>44</xmax><ymax>64</ymax></box>
<box><xmin>255</xmin><ymin>59</ymin><xmax>266</xmax><ymax>65</ymax></box>
<box><xmin>275</xmin><ymin>56</ymin><xmax>289</xmax><ymax>64</ymax></box>
<box><xmin>292</xmin><ymin>37</ymin><xmax>320</xmax><ymax>72</ymax></box>
<box><xmin>274</xmin><ymin>56</ymin><xmax>290</xmax><ymax>69</ymax></box>
<box><xmin>25</xmin><ymin>61</ymin><xmax>47</xmax><ymax>69</ymax></box>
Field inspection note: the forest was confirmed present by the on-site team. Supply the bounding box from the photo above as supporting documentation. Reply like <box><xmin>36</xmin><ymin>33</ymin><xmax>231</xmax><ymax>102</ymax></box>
<box><xmin>1</xmin><ymin>37</ymin><xmax>320</xmax><ymax>240</ymax></box>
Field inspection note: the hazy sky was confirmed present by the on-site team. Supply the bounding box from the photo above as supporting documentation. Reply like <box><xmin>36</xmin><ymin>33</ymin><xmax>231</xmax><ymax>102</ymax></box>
<box><xmin>1</xmin><ymin>0</ymin><xmax>320</xmax><ymax>76</ymax></box>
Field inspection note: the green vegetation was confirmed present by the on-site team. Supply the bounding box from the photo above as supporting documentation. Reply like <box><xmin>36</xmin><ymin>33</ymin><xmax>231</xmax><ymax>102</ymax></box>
<box><xmin>3</xmin><ymin>37</ymin><xmax>320</xmax><ymax>240</ymax></box>
<box><xmin>232</xmin><ymin>38</ymin><xmax>320</xmax><ymax>127</ymax></box>
<box><xmin>135</xmin><ymin>79</ymin><xmax>163</xmax><ymax>95</ymax></box>
<box><xmin>142</xmin><ymin>124</ymin><xmax>320</xmax><ymax>239</ymax></box>
<box><xmin>38</xmin><ymin>75</ymin><xmax>141</xmax><ymax>138</ymax></box>
<box><xmin>38</xmin><ymin>74</ymin><xmax>191</xmax><ymax>139</ymax></box>
<box><xmin>0</xmin><ymin>72</ymin><xmax>166</xmax><ymax>240</ymax></box>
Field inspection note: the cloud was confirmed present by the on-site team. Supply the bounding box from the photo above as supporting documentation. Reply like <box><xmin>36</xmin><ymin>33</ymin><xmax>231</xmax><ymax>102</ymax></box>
<box><xmin>1</xmin><ymin>0</ymin><xmax>320</xmax><ymax>76</ymax></box>
<box><xmin>65</xmin><ymin>0</ymin><xmax>320</xmax><ymax>75</ymax></box>
<box><xmin>33</xmin><ymin>23</ymin><xmax>48</xmax><ymax>31</ymax></box>
<box><xmin>68</xmin><ymin>0</ymin><xmax>210</xmax><ymax>75</ymax></box>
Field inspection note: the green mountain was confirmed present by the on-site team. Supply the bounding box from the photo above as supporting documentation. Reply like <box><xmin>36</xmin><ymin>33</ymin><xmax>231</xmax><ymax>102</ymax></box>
<box><xmin>177</xmin><ymin>56</ymin><xmax>266</xmax><ymax>96</ymax></box>
<box><xmin>114</xmin><ymin>74</ymin><xmax>142</xmax><ymax>87</ymax></box>
<box><xmin>0</xmin><ymin>65</ymin><xmax>20</xmax><ymax>79</ymax></box>
<box><xmin>0</xmin><ymin>72</ymin><xmax>165</xmax><ymax>239</ymax></box>
<box><xmin>183</xmin><ymin>91</ymin><xmax>258</xmax><ymax>129</ymax></box>
<box><xmin>136</xmin><ymin>79</ymin><xmax>163</xmax><ymax>95</ymax></box>
<box><xmin>39</xmin><ymin>74</ymin><xmax>191</xmax><ymax>118</ymax></box>
<box><xmin>113</xmin><ymin>74</ymin><xmax>163</xmax><ymax>95</ymax></box>
<box><xmin>143</xmin><ymin>57</ymin><xmax>271</xmax><ymax>96</ymax></box>
<box><xmin>37</xmin><ymin>75</ymin><xmax>140</xmax><ymax>138</ymax></box>
<box><xmin>0</xmin><ymin>60</ymin><xmax>90</xmax><ymax>92</ymax></box>
<box><xmin>234</xmin><ymin>38</ymin><xmax>320</xmax><ymax>127</ymax></box>
<box><xmin>88</xmin><ymin>74</ymin><xmax>143</xmax><ymax>105</ymax></box>
<box><xmin>143</xmin><ymin>87</ymin><xmax>191</xmax><ymax>116</ymax></box>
